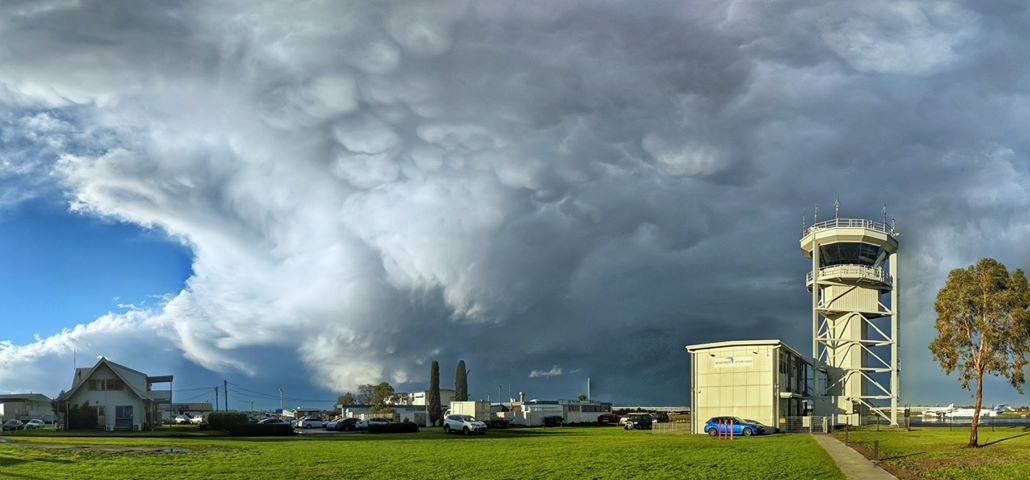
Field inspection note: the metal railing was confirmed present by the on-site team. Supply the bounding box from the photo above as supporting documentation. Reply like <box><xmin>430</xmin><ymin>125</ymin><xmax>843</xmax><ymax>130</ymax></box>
<box><xmin>806</xmin><ymin>264</ymin><xmax>892</xmax><ymax>285</ymax></box>
<box><xmin>804</xmin><ymin>218</ymin><xmax>895</xmax><ymax>237</ymax></box>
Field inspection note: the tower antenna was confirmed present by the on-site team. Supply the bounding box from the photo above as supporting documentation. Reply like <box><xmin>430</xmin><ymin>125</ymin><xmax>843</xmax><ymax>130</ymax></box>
<box><xmin>834</xmin><ymin>196</ymin><xmax>840</xmax><ymax>219</ymax></box>
<box><xmin>814</xmin><ymin>205</ymin><xmax>819</xmax><ymax>223</ymax></box>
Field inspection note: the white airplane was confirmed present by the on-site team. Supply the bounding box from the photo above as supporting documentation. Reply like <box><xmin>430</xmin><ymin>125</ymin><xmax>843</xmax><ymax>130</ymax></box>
<box><xmin>946</xmin><ymin>407</ymin><xmax>997</xmax><ymax>418</ymax></box>
<box><xmin>921</xmin><ymin>404</ymin><xmax>954</xmax><ymax>417</ymax></box>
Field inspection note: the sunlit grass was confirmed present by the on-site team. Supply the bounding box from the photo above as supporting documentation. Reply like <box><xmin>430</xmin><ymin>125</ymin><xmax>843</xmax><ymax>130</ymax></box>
<box><xmin>836</xmin><ymin>426</ymin><xmax>1030</xmax><ymax>480</ymax></box>
<box><xmin>0</xmin><ymin>427</ymin><xmax>841</xmax><ymax>479</ymax></box>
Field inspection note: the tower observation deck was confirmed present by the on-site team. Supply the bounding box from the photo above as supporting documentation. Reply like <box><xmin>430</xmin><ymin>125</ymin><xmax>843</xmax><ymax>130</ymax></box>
<box><xmin>801</xmin><ymin>215</ymin><xmax>899</xmax><ymax>426</ymax></box>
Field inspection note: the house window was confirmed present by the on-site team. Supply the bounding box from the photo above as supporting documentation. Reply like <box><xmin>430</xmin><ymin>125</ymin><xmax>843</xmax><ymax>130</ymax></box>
<box><xmin>88</xmin><ymin>380</ymin><xmax>99</xmax><ymax>391</ymax></box>
<box><xmin>104</xmin><ymin>379</ymin><xmax>124</xmax><ymax>391</ymax></box>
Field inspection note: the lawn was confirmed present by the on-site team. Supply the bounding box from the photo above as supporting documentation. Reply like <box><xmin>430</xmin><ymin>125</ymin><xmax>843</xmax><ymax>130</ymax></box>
<box><xmin>835</xmin><ymin>427</ymin><xmax>1030</xmax><ymax>480</ymax></box>
<box><xmin>0</xmin><ymin>427</ymin><xmax>842</xmax><ymax>479</ymax></box>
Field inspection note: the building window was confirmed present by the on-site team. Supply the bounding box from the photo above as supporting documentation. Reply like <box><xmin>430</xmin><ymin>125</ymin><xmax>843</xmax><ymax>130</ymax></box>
<box><xmin>88</xmin><ymin>380</ymin><xmax>99</xmax><ymax>391</ymax></box>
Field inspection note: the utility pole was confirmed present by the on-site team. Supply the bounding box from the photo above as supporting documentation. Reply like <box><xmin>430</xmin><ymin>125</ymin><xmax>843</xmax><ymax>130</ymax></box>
<box><xmin>224</xmin><ymin>379</ymin><xmax>229</xmax><ymax>411</ymax></box>
<box><xmin>214</xmin><ymin>387</ymin><xmax>219</xmax><ymax>412</ymax></box>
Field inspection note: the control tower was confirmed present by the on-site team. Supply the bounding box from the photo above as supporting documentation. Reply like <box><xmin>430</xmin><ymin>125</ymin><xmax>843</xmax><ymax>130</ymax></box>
<box><xmin>801</xmin><ymin>205</ymin><xmax>899</xmax><ymax>426</ymax></box>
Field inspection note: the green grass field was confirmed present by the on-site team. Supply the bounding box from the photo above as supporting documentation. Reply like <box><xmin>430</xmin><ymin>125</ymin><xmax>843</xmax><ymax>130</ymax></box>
<box><xmin>0</xmin><ymin>427</ymin><xmax>842</xmax><ymax>479</ymax></box>
<box><xmin>836</xmin><ymin>427</ymin><xmax>1030</xmax><ymax>480</ymax></box>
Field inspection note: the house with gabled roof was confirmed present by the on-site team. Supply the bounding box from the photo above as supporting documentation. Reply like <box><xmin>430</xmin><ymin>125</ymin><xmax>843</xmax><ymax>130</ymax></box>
<box><xmin>56</xmin><ymin>357</ymin><xmax>172</xmax><ymax>431</ymax></box>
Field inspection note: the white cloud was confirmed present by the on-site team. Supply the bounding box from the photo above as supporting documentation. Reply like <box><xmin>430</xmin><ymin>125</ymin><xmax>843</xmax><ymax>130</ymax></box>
<box><xmin>0</xmin><ymin>0</ymin><xmax>1028</xmax><ymax>406</ymax></box>
<box><xmin>529</xmin><ymin>366</ymin><xmax>563</xmax><ymax>378</ymax></box>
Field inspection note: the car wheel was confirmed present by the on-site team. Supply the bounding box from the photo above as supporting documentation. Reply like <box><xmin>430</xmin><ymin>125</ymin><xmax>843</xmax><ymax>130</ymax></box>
<box><xmin>463</xmin><ymin>427</ymin><xmax>470</xmax><ymax>435</ymax></box>
<box><xmin>707</xmin><ymin>428</ymin><xmax>717</xmax><ymax>437</ymax></box>
<box><xmin>444</xmin><ymin>425</ymin><xmax>451</xmax><ymax>433</ymax></box>
<box><xmin>742</xmin><ymin>428</ymin><xmax>753</xmax><ymax>437</ymax></box>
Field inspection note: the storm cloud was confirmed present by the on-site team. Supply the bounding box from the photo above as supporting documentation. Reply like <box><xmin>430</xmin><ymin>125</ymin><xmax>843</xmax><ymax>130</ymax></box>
<box><xmin>1</xmin><ymin>0</ymin><xmax>1029</xmax><ymax>405</ymax></box>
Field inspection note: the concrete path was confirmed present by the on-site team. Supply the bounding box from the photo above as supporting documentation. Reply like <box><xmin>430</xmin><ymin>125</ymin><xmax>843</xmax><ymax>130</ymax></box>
<box><xmin>812</xmin><ymin>434</ymin><xmax>898</xmax><ymax>480</ymax></box>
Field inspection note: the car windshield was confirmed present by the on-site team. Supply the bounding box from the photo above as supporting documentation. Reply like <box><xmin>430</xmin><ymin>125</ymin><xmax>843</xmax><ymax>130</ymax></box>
<box><xmin>458</xmin><ymin>415</ymin><xmax>475</xmax><ymax>421</ymax></box>
<box><xmin>744</xmin><ymin>419</ymin><xmax>761</xmax><ymax>425</ymax></box>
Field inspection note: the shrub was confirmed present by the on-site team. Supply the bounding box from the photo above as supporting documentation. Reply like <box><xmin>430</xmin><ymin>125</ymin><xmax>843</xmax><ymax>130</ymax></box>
<box><xmin>225</xmin><ymin>423</ymin><xmax>296</xmax><ymax>436</ymax></box>
<box><xmin>368</xmin><ymin>422</ymin><xmax>419</xmax><ymax>434</ymax></box>
<box><xmin>65</xmin><ymin>401</ymin><xmax>99</xmax><ymax>429</ymax></box>
<box><xmin>204</xmin><ymin>412</ymin><xmax>250</xmax><ymax>430</ymax></box>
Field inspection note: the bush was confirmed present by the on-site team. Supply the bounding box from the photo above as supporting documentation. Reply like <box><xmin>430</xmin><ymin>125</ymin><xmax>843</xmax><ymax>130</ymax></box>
<box><xmin>67</xmin><ymin>401</ymin><xmax>98</xmax><ymax>429</ymax></box>
<box><xmin>225</xmin><ymin>423</ymin><xmax>296</xmax><ymax>436</ymax></box>
<box><xmin>368</xmin><ymin>422</ymin><xmax>419</xmax><ymax>434</ymax></box>
<box><xmin>204</xmin><ymin>412</ymin><xmax>250</xmax><ymax>430</ymax></box>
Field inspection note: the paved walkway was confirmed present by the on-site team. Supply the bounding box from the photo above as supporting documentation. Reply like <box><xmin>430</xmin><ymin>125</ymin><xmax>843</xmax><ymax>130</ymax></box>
<box><xmin>812</xmin><ymin>434</ymin><xmax>898</xmax><ymax>480</ymax></box>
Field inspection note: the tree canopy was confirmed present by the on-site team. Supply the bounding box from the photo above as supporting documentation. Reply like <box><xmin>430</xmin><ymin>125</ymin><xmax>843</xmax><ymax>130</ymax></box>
<box><xmin>429</xmin><ymin>361</ymin><xmax>442</xmax><ymax>426</ymax></box>
<box><xmin>455</xmin><ymin>360</ymin><xmax>468</xmax><ymax>401</ymax></box>
<box><xmin>930</xmin><ymin>258</ymin><xmax>1030</xmax><ymax>447</ymax></box>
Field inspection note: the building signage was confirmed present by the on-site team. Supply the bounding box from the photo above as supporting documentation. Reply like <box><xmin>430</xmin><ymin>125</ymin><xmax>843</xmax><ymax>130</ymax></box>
<box><xmin>713</xmin><ymin>355</ymin><xmax>754</xmax><ymax>368</ymax></box>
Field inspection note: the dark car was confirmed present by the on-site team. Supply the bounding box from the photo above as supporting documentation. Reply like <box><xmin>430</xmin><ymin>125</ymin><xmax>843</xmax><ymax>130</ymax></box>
<box><xmin>597</xmin><ymin>413</ymin><xmax>621</xmax><ymax>425</ymax></box>
<box><xmin>334</xmin><ymin>418</ymin><xmax>360</xmax><ymax>431</ymax></box>
<box><xmin>652</xmin><ymin>412</ymin><xmax>670</xmax><ymax>423</ymax></box>
<box><xmin>703</xmin><ymin>417</ymin><xmax>765</xmax><ymax>437</ymax></box>
<box><xmin>623</xmin><ymin>413</ymin><xmax>653</xmax><ymax>430</ymax></box>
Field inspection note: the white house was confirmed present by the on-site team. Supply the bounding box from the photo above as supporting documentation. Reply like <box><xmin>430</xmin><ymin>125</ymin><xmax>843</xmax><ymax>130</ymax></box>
<box><xmin>57</xmin><ymin>357</ymin><xmax>172</xmax><ymax>431</ymax></box>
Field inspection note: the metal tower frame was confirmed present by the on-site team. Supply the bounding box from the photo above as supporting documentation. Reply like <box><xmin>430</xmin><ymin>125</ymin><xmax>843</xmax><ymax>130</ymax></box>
<box><xmin>804</xmin><ymin>217</ymin><xmax>899</xmax><ymax>426</ymax></box>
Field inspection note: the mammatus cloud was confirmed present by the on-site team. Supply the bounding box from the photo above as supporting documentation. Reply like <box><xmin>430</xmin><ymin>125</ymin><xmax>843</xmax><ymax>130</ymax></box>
<box><xmin>1</xmin><ymin>0</ymin><xmax>1029</xmax><ymax>404</ymax></box>
<box><xmin>529</xmin><ymin>367</ymin><xmax>563</xmax><ymax>379</ymax></box>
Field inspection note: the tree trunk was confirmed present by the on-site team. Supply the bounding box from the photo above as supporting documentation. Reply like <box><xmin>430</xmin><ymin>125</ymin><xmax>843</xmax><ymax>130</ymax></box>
<box><xmin>969</xmin><ymin>371</ymin><xmax>983</xmax><ymax>448</ymax></box>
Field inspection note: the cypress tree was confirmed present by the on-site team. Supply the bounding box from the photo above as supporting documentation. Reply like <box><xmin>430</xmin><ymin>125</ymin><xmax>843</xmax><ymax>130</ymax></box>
<box><xmin>429</xmin><ymin>361</ymin><xmax>442</xmax><ymax>426</ymax></box>
<box><xmin>455</xmin><ymin>360</ymin><xmax>468</xmax><ymax>401</ymax></box>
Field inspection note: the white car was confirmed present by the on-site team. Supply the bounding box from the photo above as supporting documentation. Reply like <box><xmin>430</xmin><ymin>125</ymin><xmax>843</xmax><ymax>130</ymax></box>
<box><xmin>297</xmin><ymin>417</ymin><xmax>326</xmax><ymax>429</ymax></box>
<box><xmin>356</xmin><ymin>418</ymin><xmax>390</xmax><ymax>429</ymax></box>
<box><xmin>443</xmin><ymin>415</ymin><xmax>486</xmax><ymax>435</ymax></box>
<box><xmin>23</xmin><ymin>419</ymin><xmax>46</xmax><ymax>430</ymax></box>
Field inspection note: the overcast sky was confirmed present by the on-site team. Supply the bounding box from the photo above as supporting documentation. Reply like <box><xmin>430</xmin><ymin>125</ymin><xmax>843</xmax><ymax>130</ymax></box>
<box><xmin>1</xmin><ymin>0</ymin><xmax>1028</xmax><ymax>408</ymax></box>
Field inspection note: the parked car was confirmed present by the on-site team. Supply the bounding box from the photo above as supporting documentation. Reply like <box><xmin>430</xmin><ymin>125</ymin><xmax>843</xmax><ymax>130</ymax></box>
<box><xmin>356</xmin><ymin>418</ymin><xmax>391</xmax><ymax>429</ymax></box>
<box><xmin>622</xmin><ymin>413</ymin><xmax>653</xmax><ymax>430</ymax></box>
<box><xmin>297</xmin><ymin>417</ymin><xmax>326</xmax><ymax>429</ymax></box>
<box><xmin>1</xmin><ymin>420</ymin><xmax>24</xmax><ymax>431</ymax></box>
<box><xmin>23</xmin><ymin>419</ymin><xmax>46</xmax><ymax>430</ymax></box>
<box><xmin>652</xmin><ymin>412</ymin><xmax>670</xmax><ymax>423</ymax></box>
<box><xmin>443</xmin><ymin>415</ymin><xmax>486</xmax><ymax>435</ymax></box>
<box><xmin>333</xmin><ymin>418</ymin><xmax>361</xmax><ymax>431</ymax></box>
<box><xmin>597</xmin><ymin>413</ymin><xmax>621</xmax><ymax>425</ymax></box>
<box><xmin>257</xmin><ymin>417</ymin><xmax>288</xmax><ymax>425</ymax></box>
<box><xmin>703</xmin><ymin>417</ymin><xmax>765</xmax><ymax>437</ymax></box>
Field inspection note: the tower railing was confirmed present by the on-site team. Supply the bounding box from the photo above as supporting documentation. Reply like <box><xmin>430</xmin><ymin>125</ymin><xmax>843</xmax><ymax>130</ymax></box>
<box><xmin>804</xmin><ymin>218</ymin><xmax>895</xmax><ymax>237</ymax></box>
<box><xmin>806</xmin><ymin>264</ymin><xmax>892</xmax><ymax>286</ymax></box>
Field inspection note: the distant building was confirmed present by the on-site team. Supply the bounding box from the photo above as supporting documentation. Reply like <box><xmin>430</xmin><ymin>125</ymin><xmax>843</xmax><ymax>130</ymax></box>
<box><xmin>56</xmin><ymin>357</ymin><xmax>173</xmax><ymax>431</ymax></box>
<box><xmin>400</xmin><ymin>389</ymin><xmax>456</xmax><ymax>407</ymax></box>
<box><xmin>0</xmin><ymin>394</ymin><xmax>54</xmax><ymax>423</ymax></box>
<box><xmin>500</xmin><ymin>399</ymin><xmax>612</xmax><ymax>426</ymax></box>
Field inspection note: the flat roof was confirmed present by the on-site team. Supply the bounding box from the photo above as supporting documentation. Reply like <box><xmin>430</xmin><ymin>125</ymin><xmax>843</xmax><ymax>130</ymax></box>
<box><xmin>685</xmin><ymin>339</ymin><xmax>808</xmax><ymax>363</ymax></box>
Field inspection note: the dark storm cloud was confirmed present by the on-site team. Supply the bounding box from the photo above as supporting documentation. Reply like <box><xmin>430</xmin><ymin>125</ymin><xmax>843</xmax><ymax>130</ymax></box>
<box><xmin>1</xmin><ymin>0</ymin><xmax>1028</xmax><ymax>404</ymax></box>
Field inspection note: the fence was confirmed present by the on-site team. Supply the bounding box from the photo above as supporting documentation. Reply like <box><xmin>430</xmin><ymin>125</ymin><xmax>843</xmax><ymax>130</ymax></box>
<box><xmin>652</xmin><ymin>422</ymin><xmax>691</xmax><ymax>434</ymax></box>
<box><xmin>780</xmin><ymin>416</ymin><xmax>835</xmax><ymax>434</ymax></box>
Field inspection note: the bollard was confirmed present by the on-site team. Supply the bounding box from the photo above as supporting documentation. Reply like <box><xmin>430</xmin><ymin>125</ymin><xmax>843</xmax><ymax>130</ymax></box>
<box><xmin>844</xmin><ymin>427</ymin><xmax>848</xmax><ymax>445</ymax></box>
<box><xmin>729</xmin><ymin>419</ymin><xmax>734</xmax><ymax>441</ymax></box>
<box><xmin>873</xmin><ymin>440</ymin><xmax>879</xmax><ymax>462</ymax></box>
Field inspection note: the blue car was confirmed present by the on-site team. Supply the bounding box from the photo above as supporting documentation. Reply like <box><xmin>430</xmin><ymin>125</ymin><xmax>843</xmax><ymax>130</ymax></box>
<box><xmin>704</xmin><ymin>416</ymin><xmax>765</xmax><ymax>437</ymax></box>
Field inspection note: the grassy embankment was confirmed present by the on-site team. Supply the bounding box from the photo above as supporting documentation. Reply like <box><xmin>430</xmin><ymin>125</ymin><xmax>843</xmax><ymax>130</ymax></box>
<box><xmin>0</xmin><ymin>426</ymin><xmax>841</xmax><ymax>479</ymax></box>
<box><xmin>836</xmin><ymin>426</ymin><xmax>1030</xmax><ymax>480</ymax></box>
